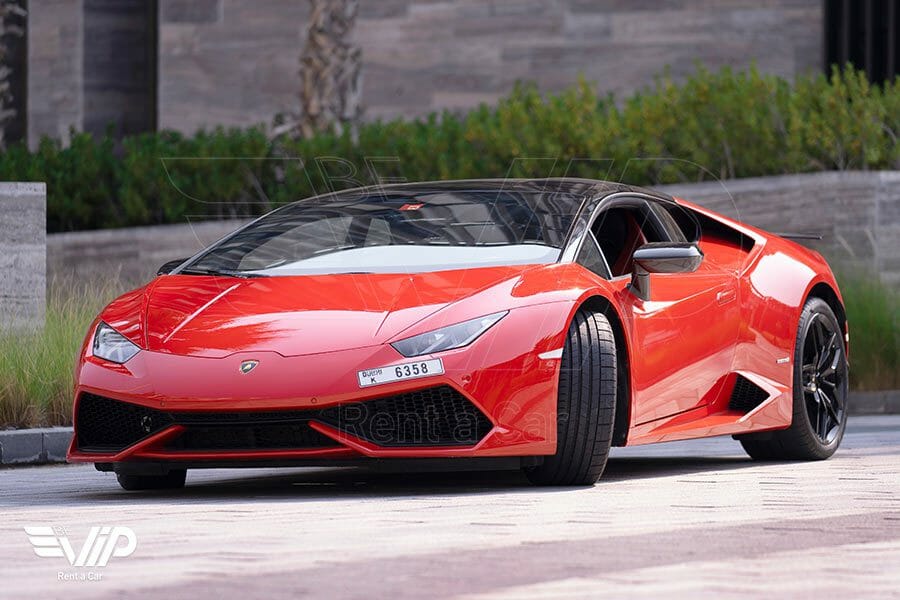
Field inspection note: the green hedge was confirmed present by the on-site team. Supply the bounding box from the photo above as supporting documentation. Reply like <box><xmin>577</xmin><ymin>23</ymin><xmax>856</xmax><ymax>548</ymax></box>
<box><xmin>1</xmin><ymin>65</ymin><xmax>899</xmax><ymax>232</ymax></box>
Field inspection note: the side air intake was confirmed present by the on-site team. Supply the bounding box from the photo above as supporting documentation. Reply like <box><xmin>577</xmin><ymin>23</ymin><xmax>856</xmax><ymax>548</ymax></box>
<box><xmin>728</xmin><ymin>375</ymin><xmax>770</xmax><ymax>413</ymax></box>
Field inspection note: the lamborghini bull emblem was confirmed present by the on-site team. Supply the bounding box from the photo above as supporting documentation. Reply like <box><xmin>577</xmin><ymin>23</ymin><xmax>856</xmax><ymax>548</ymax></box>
<box><xmin>239</xmin><ymin>360</ymin><xmax>259</xmax><ymax>374</ymax></box>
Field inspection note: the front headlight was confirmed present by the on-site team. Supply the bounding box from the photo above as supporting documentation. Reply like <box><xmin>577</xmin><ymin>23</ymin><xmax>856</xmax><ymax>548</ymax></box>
<box><xmin>92</xmin><ymin>322</ymin><xmax>140</xmax><ymax>364</ymax></box>
<box><xmin>391</xmin><ymin>311</ymin><xmax>508</xmax><ymax>358</ymax></box>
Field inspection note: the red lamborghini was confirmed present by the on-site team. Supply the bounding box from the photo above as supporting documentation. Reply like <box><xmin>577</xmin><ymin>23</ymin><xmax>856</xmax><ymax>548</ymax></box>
<box><xmin>68</xmin><ymin>179</ymin><xmax>850</xmax><ymax>490</ymax></box>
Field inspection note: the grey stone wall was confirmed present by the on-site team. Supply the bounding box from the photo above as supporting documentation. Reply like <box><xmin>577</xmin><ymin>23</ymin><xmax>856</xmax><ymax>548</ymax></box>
<box><xmin>83</xmin><ymin>0</ymin><xmax>158</xmax><ymax>138</ymax></box>
<box><xmin>27</xmin><ymin>0</ymin><xmax>83</xmax><ymax>147</ymax></box>
<box><xmin>158</xmin><ymin>0</ymin><xmax>308</xmax><ymax>133</ymax></box>
<box><xmin>158</xmin><ymin>0</ymin><xmax>823</xmax><ymax>132</ymax></box>
<box><xmin>0</xmin><ymin>183</ymin><xmax>46</xmax><ymax>330</ymax></box>
<box><xmin>46</xmin><ymin>171</ymin><xmax>900</xmax><ymax>289</ymax></box>
<box><xmin>658</xmin><ymin>171</ymin><xmax>900</xmax><ymax>288</ymax></box>
<box><xmin>47</xmin><ymin>218</ymin><xmax>248</xmax><ymax>285</ymax></box>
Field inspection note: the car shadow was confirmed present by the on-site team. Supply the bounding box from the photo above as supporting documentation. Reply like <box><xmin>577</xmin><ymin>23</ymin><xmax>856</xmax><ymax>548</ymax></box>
<box><xmin>64</xmin><ymin>453</ymin><xmax>767</xmax><ymax>504</ymax></box>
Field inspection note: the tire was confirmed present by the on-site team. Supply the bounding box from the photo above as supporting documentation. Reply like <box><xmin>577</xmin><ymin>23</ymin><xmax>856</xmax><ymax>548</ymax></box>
<box><xmin>116</xmin><ymin>469</ymin><xmax>187</xmax><ymax>491</ymax></box>
<box><xmin>739</xmin><ymin>297</ymin><xmax>848</xmax><ymax>461</ymax></box>
<box><xmin>525</xmin><ymin>310</ymin><xmax>617</xmax><ymax>486</ymax></box>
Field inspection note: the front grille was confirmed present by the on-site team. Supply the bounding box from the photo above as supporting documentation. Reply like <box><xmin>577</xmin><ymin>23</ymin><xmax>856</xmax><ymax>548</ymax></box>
<box><xmin>316</xmin><ymin>385</ymin><xmax>493</xmax><ymax>447</ymax></box>
<box><xmin>76</xmin><ymin>393</ymin><xmax>173</xmax><ymax>452</ymax></box>
<box><xmin>75</xmin><ymin>385</ymin><xmax>493</xmax><ymax>453</ymax></box>
<box><xmin>175</xmin><ymin>411</ymin><xmax>314</xmax><ymax>425</ymax></box>
<box><xmin>167</xmin><ymin>422</ymin><xmax>338</xmax><ymax>451</ymax></box>
<box><xmin>728</xmin><ymin>374</ymin><xmax>770</xmax><ymax>413</ymax></box>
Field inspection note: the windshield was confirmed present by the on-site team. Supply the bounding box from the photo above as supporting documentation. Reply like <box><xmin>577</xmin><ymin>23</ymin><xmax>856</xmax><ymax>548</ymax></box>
<box><xmin>181</xmin><ymin>189</ymin><xmax>582</xmax><ymax>276</ymax></box>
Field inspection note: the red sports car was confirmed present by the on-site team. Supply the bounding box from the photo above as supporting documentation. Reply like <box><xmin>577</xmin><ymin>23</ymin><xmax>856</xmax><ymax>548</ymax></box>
<box><xmin>68</xmin><ymin>179</ymin><xmax>849</xmax><ymax>490</ymax></box>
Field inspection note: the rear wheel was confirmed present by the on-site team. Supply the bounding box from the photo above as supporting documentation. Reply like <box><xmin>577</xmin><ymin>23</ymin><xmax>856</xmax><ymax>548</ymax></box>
<box><xmin>116</xmin><ymin>469</ymin><xmax>187</xmax><ymax>491</ymax></box>
<box><xmin>525</xmin><ymin>310</ymin><xmax>617</xmax><ymax>486</ymax></box>
<box><xmin>739</xmin><ymin>297</ymin><xmax>848</xmax><ymax>460</ymax></box>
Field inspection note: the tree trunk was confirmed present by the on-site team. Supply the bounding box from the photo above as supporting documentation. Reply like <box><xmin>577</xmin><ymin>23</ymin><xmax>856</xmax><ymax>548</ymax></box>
<box><xmin>296</xmin><ymin>0</ymin><xmax>362</xmax><ymax>139</ymax></box>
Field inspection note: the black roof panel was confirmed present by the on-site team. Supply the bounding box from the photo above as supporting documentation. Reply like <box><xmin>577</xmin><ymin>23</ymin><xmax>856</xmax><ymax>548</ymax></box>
<box><xmin>299</xmin><ymin>178</ymin><xmax>673</xmax><ymax>207</ymax></box>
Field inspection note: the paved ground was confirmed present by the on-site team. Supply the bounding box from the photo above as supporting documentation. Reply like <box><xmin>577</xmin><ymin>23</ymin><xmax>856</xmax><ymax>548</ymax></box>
<box><xmin>1</xmin><ymin>416</ymin><xmax>899</xmax><ymax>599</ymax></box>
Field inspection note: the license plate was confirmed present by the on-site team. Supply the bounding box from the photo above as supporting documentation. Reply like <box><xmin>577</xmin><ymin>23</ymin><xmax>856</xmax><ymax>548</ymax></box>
<box><xmin>357</xmin><ymin>358</ymin><xmax>444</xmax><ymax>388</ymax></box>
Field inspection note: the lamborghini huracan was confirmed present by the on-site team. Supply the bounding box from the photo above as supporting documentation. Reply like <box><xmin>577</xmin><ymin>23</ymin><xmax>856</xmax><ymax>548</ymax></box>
<box><xmin>67</xmin><ymin>179</ymin><xmax>850</xmax><ymax>489</ymax></box>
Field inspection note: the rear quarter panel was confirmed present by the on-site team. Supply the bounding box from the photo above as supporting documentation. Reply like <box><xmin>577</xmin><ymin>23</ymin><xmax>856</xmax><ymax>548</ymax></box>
<box><xmin>676</xmin><ymin>198</ymin><xmax>846</xmax><ymax>396</ymax></box>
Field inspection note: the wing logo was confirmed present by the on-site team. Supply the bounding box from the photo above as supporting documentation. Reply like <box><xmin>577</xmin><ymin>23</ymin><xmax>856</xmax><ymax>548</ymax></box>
<box><xmin>24</xmin><ymin>526</ymin><xmax>137</xmax><ymax>567</ymax></box>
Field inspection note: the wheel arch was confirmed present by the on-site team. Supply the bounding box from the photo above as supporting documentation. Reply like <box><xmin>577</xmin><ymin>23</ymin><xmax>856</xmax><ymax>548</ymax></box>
<box><xmin>573</xmin><ymin>294</ymin><xmax>631</xmax><ymax>447</ymax></box>
<box><xmin>807</xmin><ymin>281</ymin><xmax>847</xmax><ymax>339</ymax></box>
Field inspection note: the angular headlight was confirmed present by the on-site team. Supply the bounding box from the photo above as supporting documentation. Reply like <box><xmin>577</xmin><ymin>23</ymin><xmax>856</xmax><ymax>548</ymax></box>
<box><xmin>391</xmin><ymin>311</ymin><xmax>508</xmax><ymax>358</ymax></box>
<box><xmin>92</xmin><ymin>322</ymin><xmax>140</xmax><ymax>364</ymax></box>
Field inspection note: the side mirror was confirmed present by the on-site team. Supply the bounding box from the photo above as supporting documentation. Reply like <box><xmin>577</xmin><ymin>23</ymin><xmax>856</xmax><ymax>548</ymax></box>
<box><xmin>629</xmin><ymin>242</ymin><xmax>703</xmax><ymax>300</ymax></box>
<box><xmin>157</xmin><ymin>258</ymin><xmax>189</xmax><ymax>276</ymax></box>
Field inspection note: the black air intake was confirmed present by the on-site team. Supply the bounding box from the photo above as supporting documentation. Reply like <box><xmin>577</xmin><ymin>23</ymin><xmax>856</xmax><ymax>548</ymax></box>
<box><xmin>75</xmin><ymin>386</ymin><xmax>493</xmax><ymax>453</ymax></box>
<box><xmin>728</xmin><ymin>375</ymin><xmax>770</xmax><ymax>413</ymax></box>
<box><xmin>76</xmin><ymin>393</ymin><xmax>173</xmax><ymax>452</ymax></box>
<box><xmin>167</xmin><ymin>422</ymin><xmax>339</xmax><ymax>451</ymax></box>
<box><xmin>316</xmin><ymin>385</ymin><xmax>493</xmax><ymax>447</ymax></box>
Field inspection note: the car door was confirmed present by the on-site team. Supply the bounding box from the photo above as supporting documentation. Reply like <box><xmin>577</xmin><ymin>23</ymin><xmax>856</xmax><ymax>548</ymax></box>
<box><xmin>591</xmin><ymin>197</ymin><xmax>740</xmax><ymax>426</ymax></box>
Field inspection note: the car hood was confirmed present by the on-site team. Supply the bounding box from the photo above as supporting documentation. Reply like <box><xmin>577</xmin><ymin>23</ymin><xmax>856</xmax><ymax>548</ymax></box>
<box><xmin>100</xmin><ymin>266</ymin><xmax>537</xmax><ymax>358</ymax></box>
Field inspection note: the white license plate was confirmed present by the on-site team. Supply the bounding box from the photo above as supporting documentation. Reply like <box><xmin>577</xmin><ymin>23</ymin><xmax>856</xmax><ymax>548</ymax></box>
<box><xmin>357</xmin><ymin>358</ymin><xmax>444</xmax><ymax>388</ymax></box>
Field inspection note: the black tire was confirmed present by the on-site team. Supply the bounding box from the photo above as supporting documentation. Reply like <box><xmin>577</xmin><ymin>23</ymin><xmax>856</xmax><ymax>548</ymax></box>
<box><xmin>116</xmin><ymin>469</ymin><xmax>187</xmax><ymax>491</ymax></box>
<box><xmin>739</xmin><ymin>297</ymin><xmax>848</xmax><ymax>461</ymax></box>
<box><xmin>525</xmin><ymin>310</ymin><xmax>617</xmax><ymax>486</ymax></box>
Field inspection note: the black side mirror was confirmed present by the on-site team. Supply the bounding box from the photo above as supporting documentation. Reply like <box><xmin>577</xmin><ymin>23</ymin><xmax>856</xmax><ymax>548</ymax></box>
<box><xmin>157</xmin><ymin>258</ymin><xmax>189</xmax><ymax>275</ymax></box>
<box><xmin>629</xmin><ymin>242</ymin><xmax>703</xmax><ymax>300</ymax></box>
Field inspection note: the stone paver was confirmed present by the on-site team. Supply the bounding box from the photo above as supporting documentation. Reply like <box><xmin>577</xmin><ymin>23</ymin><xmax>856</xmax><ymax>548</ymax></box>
<box><xmin>0</xmin><ymin>416</ymin><xmax>898</xmax><ymax>598</ymax></box>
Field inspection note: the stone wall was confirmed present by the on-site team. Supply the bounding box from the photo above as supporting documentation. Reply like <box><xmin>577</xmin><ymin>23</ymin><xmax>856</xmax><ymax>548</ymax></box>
<box><xmin>0</xmin><ymin>183</ymin><xmax>46</xmax><ymax>330</ymax></box>
<box><xmin>27</xmin><ymin>0</ymin><xmax>83</xmax><ymax>147</ymax></box>
<box><xmin>83</xmin><ymin>0</ymin><xmax>158</xmax><ymax>138</ymax></box>
<box><xmin>22</xmin><ymin>0</ymin><xmax>824</xmax><ymax>143</ymax></box>
<box><xmin>158</xmin><ymin>0</ymin><xmax>823</xmax><ymax>132</ymax></box>
<box><xmin>47</xmin><ymin>218</ymin><xmax>248</xmax><ymax>285</ymax></box>
<box><xmin>658</xmin><ymin>171</ymin><xmax>900</xmax><ymax>287</ymax></box>
<box><xmin>46</xmin><ymin>171</ymin><xmax>900</xmax><ymax>289</ymax></box>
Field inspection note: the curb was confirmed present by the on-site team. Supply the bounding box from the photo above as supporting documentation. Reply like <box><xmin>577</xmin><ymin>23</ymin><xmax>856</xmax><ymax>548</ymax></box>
<box><xmin>848</xmin><ymin>390</ymin><xmax>900</xmax><ymax>415</ymax></box>
<box><xmin>0</xmin><ymin>389</ymin><xmax>897</xmax><ymax>466</ymax></box>
<box><xmin>0</xmin><ymin>427</ymin><xmax>72</xmax><ymax>465</ymax></box>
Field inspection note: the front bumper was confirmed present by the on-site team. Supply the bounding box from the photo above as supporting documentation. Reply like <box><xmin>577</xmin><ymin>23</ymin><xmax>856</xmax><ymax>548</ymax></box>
<box><xmin>68</xmin><ymin>304</ymin><xmax>567</xmax><ymax>465</ymax></box>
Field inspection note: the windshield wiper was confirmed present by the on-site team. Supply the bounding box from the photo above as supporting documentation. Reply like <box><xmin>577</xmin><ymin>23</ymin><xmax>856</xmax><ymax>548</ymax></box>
<box><xmin>178</xmin><ymin>267</ymin><xmax>266</xmax><ymax>279</ymax></box>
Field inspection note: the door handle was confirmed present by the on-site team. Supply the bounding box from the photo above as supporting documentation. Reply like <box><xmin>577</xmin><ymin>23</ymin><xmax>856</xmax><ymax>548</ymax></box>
<box><xmin>716</xmin><ymin>288</ymin><xmax>736</xmax><ymax>305</ymax></box>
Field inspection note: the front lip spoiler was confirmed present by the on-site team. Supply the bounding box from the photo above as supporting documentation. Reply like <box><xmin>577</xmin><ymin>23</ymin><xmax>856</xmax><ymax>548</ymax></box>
<box><xmin>308</xmin><ymin>421</ymin><xmax>493</xmax><ymax>457</ymax></box>
<box><xmin>67</xmin><ymin>419</ymin><xmax>496</xmax><ymax>463</ymax></box>
<box><xmin>95</xmin><ymin>456</ymin><xmax>540</xmax><ymax>473</ymax></box>
<box><xmin>68</xmin><ymin>426</ymin><xmax>185</xmax><ymax>463</ymax></box>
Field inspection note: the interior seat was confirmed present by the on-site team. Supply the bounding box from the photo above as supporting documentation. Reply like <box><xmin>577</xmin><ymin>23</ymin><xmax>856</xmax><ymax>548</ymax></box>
<box><xmin>594</xmin><ymin>208</ymin><xmax>648</xmax><ymax>277</ymax></box>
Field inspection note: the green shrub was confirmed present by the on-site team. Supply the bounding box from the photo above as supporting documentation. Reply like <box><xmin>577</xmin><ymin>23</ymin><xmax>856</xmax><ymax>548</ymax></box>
<box><xmin>788</xmin><ymin>67</ymin><xmax>890</xmax><ymax>171</ymax></box>
<box><xmin>117</xmin><ymin>127</ymin><xmax>272</xmax><ymax>226</ymax></box>
<box><xmin>1</xmin><ymin>65</ymin><xmax>899</xmax><ymax>232</ymax></box>
<box><xmin>0</xmin><ymin>132</ymin><xmax>118</xmax><ymax>231</ymax></box>
<box><xmin>837</xmin><ymin>272</ymin><xmax>900</xmax><ymax>391</ymax></box>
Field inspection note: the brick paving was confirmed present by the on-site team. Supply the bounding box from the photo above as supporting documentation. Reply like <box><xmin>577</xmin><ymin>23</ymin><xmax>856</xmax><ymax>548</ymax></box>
<box><xmin>1</xmin><ymin>416</ymin><xmax>898</xmax><ymax>598</ymax></box>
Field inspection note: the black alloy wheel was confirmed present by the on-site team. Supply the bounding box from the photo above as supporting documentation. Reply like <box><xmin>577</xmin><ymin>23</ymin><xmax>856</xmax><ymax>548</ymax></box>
<box><xmin>800</xmin><ymin>312</ymin><xmax>848</xmax><ymax>444</ymax></box>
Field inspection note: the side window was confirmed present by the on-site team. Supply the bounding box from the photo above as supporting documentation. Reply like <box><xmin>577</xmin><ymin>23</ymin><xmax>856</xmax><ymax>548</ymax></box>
<box><xmin>576</xmin><ymin>231</ymin><xmax>611</xmax><ymax>279</ymax></box>
<box><xmin>650</xmin><ymin>202</ymin><xmax>691</xmax><ymax>243</ymax></box>
<box><xmin>592</xmin><ymin>202</ymin><xmax>666</xmax><ymax>278</ymax></box>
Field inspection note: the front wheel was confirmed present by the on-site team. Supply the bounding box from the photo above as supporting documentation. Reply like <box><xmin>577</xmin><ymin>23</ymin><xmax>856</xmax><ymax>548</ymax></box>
<box><xmin>739</xmin><ymin>297</ymin><xmax>849</xmax><ymax>460</ymax></box>
<box><xmin>525</xmin><ymin>310</ymin><xmax>617</xmax><ymax>486</ymax></box>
